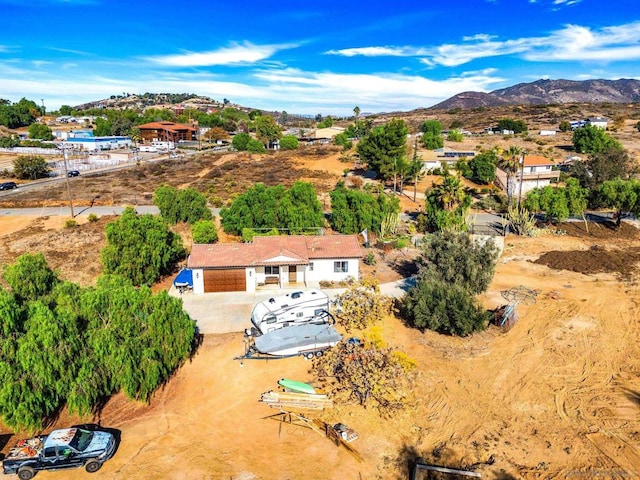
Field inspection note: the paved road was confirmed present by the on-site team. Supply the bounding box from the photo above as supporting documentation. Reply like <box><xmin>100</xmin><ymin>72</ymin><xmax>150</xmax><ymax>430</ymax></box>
<box><xmin>0</xmin><ymin>206</ymin><xmax>222</xmax><ymax>217</ymax></box>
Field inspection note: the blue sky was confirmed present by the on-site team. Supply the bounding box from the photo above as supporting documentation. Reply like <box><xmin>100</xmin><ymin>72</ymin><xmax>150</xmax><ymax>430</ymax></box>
<box><xmin>1</xmin><ymin>0</ymin><xmax>639</xmax><ymax>116</ymax></box>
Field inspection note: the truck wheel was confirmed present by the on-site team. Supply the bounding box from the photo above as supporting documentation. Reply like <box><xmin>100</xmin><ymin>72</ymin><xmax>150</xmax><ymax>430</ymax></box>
<box><xmin>85</xmin><ymin>461</ymin><xmax>103</xmax><ymax>473</ymax></box>
<box><xmin>17</xmin><ymin>467</ymin><xmax>35</xmax><ymax>480</ymax></box>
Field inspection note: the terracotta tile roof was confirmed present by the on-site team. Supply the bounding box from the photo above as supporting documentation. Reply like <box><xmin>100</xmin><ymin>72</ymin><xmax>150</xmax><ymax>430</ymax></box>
<box><xmin>188</xmin><ymin>235</ymin><xmax>363</xmax><ymax>269</ymax></box>
<box><xmin>303</xmin><ymin>235</ymin><xmax>363</xmax><ymax>259</ymax></box>
<box><xmin>523</xmin><ymin>155</ymin><xmax>555</xmax><ymax>166</ymax></box>
<box><xmin>137</xmin><ymin>121</ymin><xmax>197</xmax><ymax>133</ymax></box>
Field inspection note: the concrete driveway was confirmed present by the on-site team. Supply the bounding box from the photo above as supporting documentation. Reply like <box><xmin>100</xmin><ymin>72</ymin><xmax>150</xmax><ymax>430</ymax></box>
<box><xmin>171</xmin><ymin>279</ymin><xmax>415</xmax><ymax>335</ymax></box>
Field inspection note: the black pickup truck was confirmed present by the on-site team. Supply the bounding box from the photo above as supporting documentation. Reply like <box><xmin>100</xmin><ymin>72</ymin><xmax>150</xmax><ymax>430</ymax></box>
<box><xmin>2</xmin><ymin>427</ymin><xmax>116</xmax><ymax>479</ymax></box>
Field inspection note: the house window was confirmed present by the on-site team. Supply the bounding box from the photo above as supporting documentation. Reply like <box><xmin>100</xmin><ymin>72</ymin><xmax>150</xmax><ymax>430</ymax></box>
<box><xmin>265</xmin><ymin>266</ymin><xmax>279</xmax><ymax>275</ymax></box>
<box><xmin>334</xmin><ymin>261</ymin><xmax>348</xmax><ymax>273</ymax></box>
<box><xmin>308</xmin><ymin>262</ymin><xmax>314</xmax><ymax>272</ymax></box>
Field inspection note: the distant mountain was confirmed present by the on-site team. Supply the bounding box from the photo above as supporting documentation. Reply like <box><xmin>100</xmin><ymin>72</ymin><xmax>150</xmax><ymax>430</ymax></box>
<box><xmin>431</xmin><ymin>79</ymin><xmax>640</xmax><ymax>110</ymax></box>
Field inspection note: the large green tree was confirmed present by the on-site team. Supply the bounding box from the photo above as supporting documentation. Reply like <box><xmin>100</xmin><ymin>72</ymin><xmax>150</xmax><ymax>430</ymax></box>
<box><xmin>421</xmin><ymin>120</ymin><xmax>444</xmax><ymax>149</ymax></box>
<box><xmin>572</xmin><ymin>124</ymin><xmax>622</xmax><ymax>154</ymax></box>
<box><xmin>597</xmin><ymin>178</ymin><xmax>640</xmax><ymax>228</ymax></box>
<box><xmin>0</xmin><ymin>262</ymin><xmax>196</xmax><ymax>431</ymax></box>
<box><xmin>356</xmin><ymin>119</ymin><xmax>408</xmax><ymax>178</ymax></box>
<box><xmin>27</xmin><ymin>123</ymin><xmax>54</xmax><ymax>140</ymax></box>
<box><xmin>12</xmin><ymin>155</ymin><xmax>51</xmax><ymax>180</ymax></box>
<box><xmin>101</xmin><ymin>207</ymin><xmax>185</xmax><ymax>286</ymax></box>
<box><xmin>154</xmin><ymin>185</ymin><xmax>212</xmax><ymax>225</ymax></box>
<box><xmin>468</xmin><ymin>151</ymin><xmax>497</xmax><ymax>184</ymax></box>
<box><xmin>497</xmin><ymin>118</ymin><xmax>527</xmax><ymax>134</ymax></box>
<box><xmin>329</xmin><ymin>182</ymin><xmax>400</xmax><ymax>234</ymax></box>
<box><xmin>221</xmin><ymin>181</ymin><xmax>324</xmax><ymax>236</ymax></box>
<box><xmin>571</xmin><ymin>147</ymin><xmax>638</xmax><ymax>191</ymax></box>
<box><xmin>255</xmin><ymin>115</ymin><xmax>282</xmax><ymax>148</ymax></box>
<box><xmin>417</xmin><ymin>230</ymin><xmax>499</xmax><ymax>295</ymax></box>
<box><xmin>402</xmin><ymin>231</ymin><xmax>498</xmax><ymax>336</ymax></box>
<box><xmin>0</xmin><ymin>98</ymin><xmax>40</xmax><ymax>128</ymax></box>
<box><xmin>523</xmin><ymin>178</ymin><xmax>588</xmax><ymax>223</ymax></box>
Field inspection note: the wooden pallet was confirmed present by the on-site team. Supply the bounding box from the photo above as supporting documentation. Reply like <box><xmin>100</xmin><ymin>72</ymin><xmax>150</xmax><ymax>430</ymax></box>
<box><xmin>260</xmin><ymin>390</ymin><xmax>333</xmax><ymax>411</ymax></box>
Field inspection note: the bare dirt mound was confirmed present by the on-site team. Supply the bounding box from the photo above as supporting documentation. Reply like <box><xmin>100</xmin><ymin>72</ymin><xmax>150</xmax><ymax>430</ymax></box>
<box><xmin>532</xmin><ymin>222</ymin><xmax>640</xmax><ymax>280</ymax></box>
<box><xmin>534</xmin><ymin>245</ymin><xmax>640</xmax><ymax>280</ymax></box>
<box><xmin>551</xmin><ymin>221</ymin><xmax>640</xmax><ymax>241</ymax></box>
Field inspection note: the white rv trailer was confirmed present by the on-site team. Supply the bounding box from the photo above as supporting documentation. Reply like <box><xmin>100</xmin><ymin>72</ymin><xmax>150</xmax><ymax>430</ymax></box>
<box><xmin>251</xmin><ymin>289</ymin><xmax>331</xmax><ymax>334</ymax></box>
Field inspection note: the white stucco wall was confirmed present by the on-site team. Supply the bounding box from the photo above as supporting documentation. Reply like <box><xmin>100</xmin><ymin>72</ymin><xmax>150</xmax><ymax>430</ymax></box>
<box><xmin>307</xmin><ymin>258</ymin><xmax>359</xmax><ymax>282</ymax></box>
<box><xmin>246</xmin><ymin>268</ymin><xmax>256</xmax><ymax>293</ymax></box>
<box><xmin>192</xmin><ymin>268</ymin><xmax>204</xmax><ymax>294</ymax></box>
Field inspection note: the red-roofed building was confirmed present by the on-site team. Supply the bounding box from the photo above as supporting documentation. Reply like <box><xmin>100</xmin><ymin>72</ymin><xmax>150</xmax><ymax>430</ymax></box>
<box><xmin>495</xmin><ymin>154</ymin><xmax>560</xmax><ymax>199</ymax></box>
<box><xmin>137</xmin><ymin>121</ymin><xmax>197</xmax><ymax>143</ymax></box>
<box><xmin>188</xmin><ymin>235</ymin><xmax>363</xmax><ymax>293</ymax></box>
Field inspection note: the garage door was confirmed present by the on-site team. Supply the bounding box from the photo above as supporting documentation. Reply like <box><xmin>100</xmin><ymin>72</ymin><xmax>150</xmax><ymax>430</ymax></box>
<box><xmin>203</xmin><ymin>269</ymin><xmax>246</xmax><ymax>292</ymax></box>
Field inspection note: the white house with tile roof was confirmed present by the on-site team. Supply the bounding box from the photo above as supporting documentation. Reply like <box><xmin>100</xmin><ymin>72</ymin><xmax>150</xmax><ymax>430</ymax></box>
<box><xmin>187</xmin><ymin>235</ymin><xmax>363</xmax><ymax>294</ymax></box>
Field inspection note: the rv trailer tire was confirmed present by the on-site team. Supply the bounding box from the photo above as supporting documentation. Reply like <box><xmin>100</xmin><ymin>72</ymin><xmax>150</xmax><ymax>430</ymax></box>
<box><xmin>315</xmin><ymin>350</ymin><xmax>324</xmax><ymax>357</ymax></box>
<box><xmin>304</xmin><ymin>352</ymin><xmax>315</xmax><ymax>360</ymax></box>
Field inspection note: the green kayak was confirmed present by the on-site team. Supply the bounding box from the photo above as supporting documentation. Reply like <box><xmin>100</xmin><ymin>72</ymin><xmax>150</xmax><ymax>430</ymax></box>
<box><xmin>278</xmin><ymin>378</ymin><xmax>316</xmax><ymax>394</ymax></box>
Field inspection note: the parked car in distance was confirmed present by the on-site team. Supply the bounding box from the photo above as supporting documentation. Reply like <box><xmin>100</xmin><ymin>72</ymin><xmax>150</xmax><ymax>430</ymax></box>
<box><xmin>0</xmin><ymin>181</ymin><xmax>18</xmax><ymax>190</ymax></box>
<box><xmin>67</xmin><ymin>170</ymin><xmax>80</xmax><ymax>177</ymax></box>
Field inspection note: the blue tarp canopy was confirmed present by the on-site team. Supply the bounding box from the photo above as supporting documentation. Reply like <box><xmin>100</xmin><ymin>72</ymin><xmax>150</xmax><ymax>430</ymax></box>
<box><xmin>173</xmin><ymin>268</ymin><xmax>193</xmax><ymax>288</ymax></box>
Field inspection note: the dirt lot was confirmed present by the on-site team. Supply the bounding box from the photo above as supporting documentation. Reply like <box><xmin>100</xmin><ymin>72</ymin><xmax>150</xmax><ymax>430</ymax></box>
<box><xmin>1</xmin><ymin>148</ymin><xmax>640</xmax><ymax>479</ymax></box>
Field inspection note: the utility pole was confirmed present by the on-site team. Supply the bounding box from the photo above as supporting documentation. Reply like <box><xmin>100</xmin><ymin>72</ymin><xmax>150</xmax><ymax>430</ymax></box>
<box><xmin>517</xmin><ymin>154</ymin><xmax>525</xmax><ymax>209</ymax></box>
<box><xmin>62</xmin><ymin>149</ymin><xmax>75</xmax><ymax>218</ymax></box>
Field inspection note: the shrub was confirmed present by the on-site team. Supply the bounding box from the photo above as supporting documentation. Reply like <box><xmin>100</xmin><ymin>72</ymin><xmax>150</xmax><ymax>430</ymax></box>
<box><xmin>402</xmin><ymin>279</ymin><xmax>490</xmax><ymax>336</ymax></box>
<box><xmin>246</xmin><ymin>138</ymin><xmax>266</xmax><ymax>153</ymax></box>
<box><xmin>87</xmin><ymin>213</ymin><xmax>99</xmax><ymax>223</ymax></box>
<box><xmin>64</xmin><ymin>219</ymin><xmax>78</xmax><ymax>228</ymax></box>
<box><xmin>231</xmin><ymin>132</ymin><xmax>251</xmax><ymax>151</ymax></box>
<box><xmin>363</xmin><ymin>252</ymin><xmax>376</xmax><ymax>266</ymax></box>
<box><xmin>191</xmin><ymin>219</ymin><xmax>218</xmax><ymax>244</ymax></box>
<box><xmin>279</xmin><ymin>135</ymin><xmax>298</xmax><ymax>150</ymax></box>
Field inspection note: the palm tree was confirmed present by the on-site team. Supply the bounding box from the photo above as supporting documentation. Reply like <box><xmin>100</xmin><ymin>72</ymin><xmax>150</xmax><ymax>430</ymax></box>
<box><xmin>408</xmin><ymin>137</ymin><xmax>424</xmax><ymax>202</ymax></box>
<box><xmin>432</xmin><ymin>171</ymin><xmax>468</xmax><ymax>211</ymax></box>
<box><xmin>498</xmin><ymin>146</ymin><xmax>522</xmax><ymax>206</ymax></box>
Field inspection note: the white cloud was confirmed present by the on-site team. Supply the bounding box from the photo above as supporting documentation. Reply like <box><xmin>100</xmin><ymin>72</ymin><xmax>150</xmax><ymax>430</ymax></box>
<box><xmin>324</xmin><ymin>21</ymin><xmax>640</xmax><ymax>67</ymax></box>
<box><xmin>32</xmin><ymin>60</ymin><xmax>52</xmax><ymax>68</ymax></box>
<box><xmin>146</xmin><ymin>42</ymin><xmax>297</xmax><ymax>67</ymax></box>
<box><xmin>251</xmin><ymin>68</ymin><xmax>504</xmax><ymax>113</ymax></box>
<box><xmin>325</xmin><ymin>46</ymin><xmax>431</xmax><ymax>57</ymax></box>
<box><xmin>525</xmin><ymin>22</ymin><xmax>640</xmax><ymax>61</ymax></box>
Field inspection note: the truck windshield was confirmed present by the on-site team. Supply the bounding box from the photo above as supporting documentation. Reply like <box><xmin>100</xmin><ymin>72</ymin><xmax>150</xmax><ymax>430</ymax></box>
<box><xmin>69</xmin><ymin>429</ymin><xmax>93</xmax><ymax>452</ymax></box>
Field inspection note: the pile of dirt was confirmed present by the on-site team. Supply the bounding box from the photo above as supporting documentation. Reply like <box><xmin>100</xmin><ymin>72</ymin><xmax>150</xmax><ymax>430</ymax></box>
<box><xmin>551</xmin><ymin>221</ymin><xmax>640</xmax><ymax>241</ymax></box>
<box><xmin>534</xmin><ymin>245</ymin><xmax>640</xmax><ymax>280</ymax></box>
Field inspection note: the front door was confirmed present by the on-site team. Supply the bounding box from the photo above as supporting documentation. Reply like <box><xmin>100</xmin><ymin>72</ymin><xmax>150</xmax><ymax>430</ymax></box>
<box><xmin>288</xmin><ymin>266</ymin><xmax>297</xmax><ymax>283</ymax></box>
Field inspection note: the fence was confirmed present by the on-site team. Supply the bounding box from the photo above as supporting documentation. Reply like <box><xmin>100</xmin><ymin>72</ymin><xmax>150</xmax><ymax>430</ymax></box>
<box><xmin>49</xmin><ymin>154</ymin><xmax>138</xmax><ymax>176</ymax></box>
<box><xmin>0</xmin><ymin>147</ymin><xmax>61</xmax><ymax>156</ymax></box>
